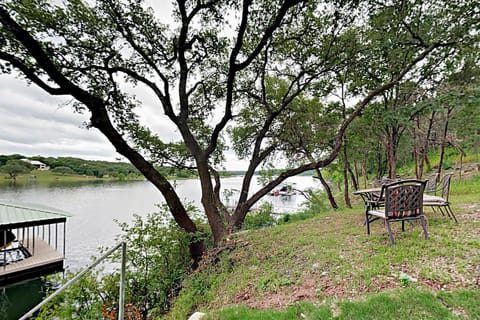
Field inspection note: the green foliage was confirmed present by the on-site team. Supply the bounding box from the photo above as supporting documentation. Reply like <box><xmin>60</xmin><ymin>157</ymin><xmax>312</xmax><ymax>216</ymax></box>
<box><xmin>112</xmin><ymin>212</ymin><xmax>192</xmax><ymax>317</ymax></box>
<box><xmin>35</xmin><ymin>267</ymin><xmax>114</xmax><ymax>319</ymax></box>
<box><xmin>242</xmin><ymin>203</ymin><xmax>275</xmax><ymax>230</ymax></box>
<box><xmin>278</xmin><ymin>188</ymin><xmax>329</xmax><ymax>225</ymax></box>
<box><xmin>37</xmin><ymin>156</ymin><xmax>141</xmax><ymax>178</ymax></box>
<box><xmin>0</xmin><ymin>154</ymin><xmax>23</xmax><ymax>166</ymax></box>
<box><xmin>51</xmin><ymin>166</ymin><xmax>75</xmax><ymax>175</ymax></box>
<box><xmin>166</xmin><ymin>250</ymin><xmax>234</xmax><ymax>320</ymax></box>
<box><xmin>0</xmin><ymin>159</ymin><xmax>32</xmax><ymax>179</ymax></box>
<box><xmin>36</xmin><ymin>209</ymin><xmax>193</xmax><ymax>319</ymax></box>
<box><xmin>1</xmin><ymin>0</ymin><xmax>479</xmax><ymax>246</ymax></box>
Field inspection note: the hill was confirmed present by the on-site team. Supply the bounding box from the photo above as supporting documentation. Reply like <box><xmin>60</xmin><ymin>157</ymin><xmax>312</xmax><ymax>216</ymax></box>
<box><xmin>166</xmin><ymin>170</ymin><xmax>480</xmax><ymax>319</ymax></box>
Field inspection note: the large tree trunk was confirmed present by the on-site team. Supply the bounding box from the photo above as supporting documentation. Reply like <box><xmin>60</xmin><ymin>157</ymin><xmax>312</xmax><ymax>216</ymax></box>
<box><xmin>197</xmin><ymin>162</ymin><xmax>228</xmax><ymax>245</ymax></box>
<box><xmin>385</xmin><ymin>127</ymin><xmax>399</xmax><ymax>179</ymax></box>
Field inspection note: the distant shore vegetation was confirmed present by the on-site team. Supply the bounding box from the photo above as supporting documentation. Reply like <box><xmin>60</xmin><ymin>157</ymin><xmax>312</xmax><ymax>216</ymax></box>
<box><xmin>0</xmin><ymin>154</ymin><xmax>248</xmax><ymax>184</ymax></box>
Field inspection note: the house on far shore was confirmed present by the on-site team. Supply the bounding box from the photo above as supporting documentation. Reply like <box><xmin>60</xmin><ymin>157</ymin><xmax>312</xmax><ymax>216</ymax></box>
<box><xmin>21</xmin><ymin>159</ymin><xmax>50</xmax><ymax>171</ymax></box>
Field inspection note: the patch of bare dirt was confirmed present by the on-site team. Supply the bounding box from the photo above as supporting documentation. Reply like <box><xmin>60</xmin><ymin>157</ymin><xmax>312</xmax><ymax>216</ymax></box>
<box><xmin>232</xmin><ymin>276</ymin><xmax>344</xmax><ymax>309</ymax></box>
<box><xmin>459</xmin><ymin>202</ymin><xmax>480</xmax><ymax>221</ymax></box>
<box><xmin>231</xmin><ymin>271</ymin><xmax>405</xmax><ymax>310</ymax></box>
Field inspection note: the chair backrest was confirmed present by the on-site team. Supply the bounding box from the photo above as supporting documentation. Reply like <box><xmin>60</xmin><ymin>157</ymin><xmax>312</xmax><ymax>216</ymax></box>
<box><xmin>425</xmin><ymin>173</ymin><xmax>439</xmax><ymax>194</ymax></box>
<box><xmin>439</xmin><ymin>173</ymin><xmax>453</xmax><ymax>201</ymax></box>
<box><xmin>383</xmin><ymin>180</ymin><xmax>426</xmax><ymax>219</ymax></box>
<box><xmin>372</xmin><ymin>176</ymin><xmax>400</xmax><ymax>187</ymax></box>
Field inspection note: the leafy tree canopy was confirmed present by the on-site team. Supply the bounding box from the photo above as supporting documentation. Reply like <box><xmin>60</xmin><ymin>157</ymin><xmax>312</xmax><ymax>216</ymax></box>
<box><xmin>0</xmin><ymin>159</ymin><xmax>33</xmax><ymax>180</ymax></box>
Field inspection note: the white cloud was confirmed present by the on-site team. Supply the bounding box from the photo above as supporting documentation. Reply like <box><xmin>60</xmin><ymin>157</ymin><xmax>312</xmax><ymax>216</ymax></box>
<box><xmin>0</xmin><ymin>76</ymin><xmax>119</xmax><ymax>161</ymax></box>
<box><xmin>0</xmin><ymin>76</ymin><xmax>249</xmax><ymax>169</ymax></box>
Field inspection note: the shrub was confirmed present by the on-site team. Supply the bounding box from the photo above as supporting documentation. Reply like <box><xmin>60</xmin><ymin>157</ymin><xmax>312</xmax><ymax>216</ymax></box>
<box><xmin>51</xmin><ymin>166</ymin><xmax>75</xmax><ymax>175</ymax></box>
<box><xmin>242</xmin><ymin>202</ymin><xmax>275</xmax><ymax>230</ymax></box>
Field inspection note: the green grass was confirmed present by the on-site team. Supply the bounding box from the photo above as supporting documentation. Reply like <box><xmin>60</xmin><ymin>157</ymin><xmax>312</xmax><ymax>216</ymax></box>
<box><xmin>0</xmin><ymin>169</ymin><xmax>143</xmax><ymax>186</ymax></box>
<box><xmin>165</xmin><ymin>170</ymin><xmax>480</xmax><ymax>320</ymax></box>
<box><xmin>204</xmin><ymin>288</ymin><xmax>480</xmax><ymax>319</ymax></box>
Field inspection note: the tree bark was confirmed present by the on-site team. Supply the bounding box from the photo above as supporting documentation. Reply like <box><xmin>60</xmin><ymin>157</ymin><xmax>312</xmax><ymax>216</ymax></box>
<box><xmin>415</xmin><ymin>111</ymin><xmax>436</xmax><ymax>179</ymax></box>
<box><xmin>314</xmin><ymin>168</ymin><xmax>339</xmax><ymax>209</ymax></box>
<box><xmin>437</xmin><ymin>107</ymin><xmax>453</xmax><ymax>178</ymax></box>
<box><xmin>342</xmin><ymin>142</ymin><xmax>352</xmax><ymax>208</ymax></box>
<box><xmin>362</xmin><ymin>156</ymin><xmax>368</xmax><ymax>189</ymax></box>
<box><xmin>196</xmin><ymin>161</ymin><xmax>228</xmax><ymax>245</ymax></box>
<box><xmin>385</xmin><ymin>126</ymin><xmax>399</xmax><ymax>179</ymax></box>
<box><xmin>348</xmin><ymin>166</ymin><xmax>358</xmax><ymax>191</ymax></box>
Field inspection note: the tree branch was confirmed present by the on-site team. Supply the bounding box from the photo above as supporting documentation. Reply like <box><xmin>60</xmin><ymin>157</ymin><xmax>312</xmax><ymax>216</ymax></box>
<box><xmin>0</xmin><ymin>51</ymin><xmax>67</xmax><ymax>95</ymax></box>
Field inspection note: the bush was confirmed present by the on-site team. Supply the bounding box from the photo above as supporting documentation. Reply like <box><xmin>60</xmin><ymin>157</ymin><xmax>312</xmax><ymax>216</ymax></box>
<box><xmin>242</xmin><ymin>202</ymin><xmax>275</xmax><ymax>230</ymax></box>
<box><xmin>278</xmin><ymin>188</ymin><xmax>328</xmax><ymax>224</ymax></box>
<box><xmin>51</xmin><ymin>166</ymin><xmax>75</xmax><ymax>175</ymax></box>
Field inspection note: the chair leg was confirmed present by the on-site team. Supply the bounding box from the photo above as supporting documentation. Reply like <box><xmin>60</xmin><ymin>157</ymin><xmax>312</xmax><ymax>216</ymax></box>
<box><xmin>435</xmin><ymin>206</ymin><xmax>444</xmax><ymax>216</ymax></box>
<box><xmin>402</xmin><ymin>220</ymin><xmax>405</xmax><ymax>232</ymax></box>
<box><xmin>446</xmin><ymin>205</ymin><xmax>458</xmax><ymax>223</ymax></box>
<box><xmin>420</xmin><ymin>216</ymin><xmax>428</xmax><ymax>240</ymax></box>
<box><xmin>386</xmin><ymin>220</ymin><xmax>395</xmax><ymax>245</ymax></box>
<box><xmin>366</xmin><ymin>213</ymin><xmax>371</xmax><ymax>235</ymax></box>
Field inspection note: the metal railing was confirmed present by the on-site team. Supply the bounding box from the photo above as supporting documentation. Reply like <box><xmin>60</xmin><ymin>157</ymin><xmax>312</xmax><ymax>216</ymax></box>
<box><xmin>20</xmin><ymin>241</ymin><xmax>127</xmax><ymax>320</ymax></box>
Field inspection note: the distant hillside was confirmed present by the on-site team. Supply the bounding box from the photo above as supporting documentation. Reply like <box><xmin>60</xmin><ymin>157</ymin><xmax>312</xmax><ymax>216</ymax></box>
<box><xmin>0</xmin><ymin>154</ymin><xmax>141</xmax><ymax>179</ymax></box>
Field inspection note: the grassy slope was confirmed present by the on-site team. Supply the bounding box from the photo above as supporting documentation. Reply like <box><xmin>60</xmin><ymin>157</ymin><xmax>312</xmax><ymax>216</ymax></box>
<box><xmin>166</xmin><ymin>171</ymin><xmax>480</xmax><ymax>319</ymax></box>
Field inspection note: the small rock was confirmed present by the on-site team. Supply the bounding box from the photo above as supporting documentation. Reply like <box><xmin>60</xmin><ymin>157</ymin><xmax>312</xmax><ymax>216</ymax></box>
<box><xmin>188</xmin><ymin>312</ymin><xmax>206</xmax><ymax>320</ymax></box>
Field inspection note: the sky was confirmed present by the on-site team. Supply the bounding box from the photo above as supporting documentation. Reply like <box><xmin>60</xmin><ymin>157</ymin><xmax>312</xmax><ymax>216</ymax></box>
<box><xmin>0</xmin><ymin>2</ymin><xmax>251</xmax><ymax>171</ymax></box>
<box><xmin>0</xmin><ymin>75</ymin><xmax>249</xmax><ymax>170</ymax></box>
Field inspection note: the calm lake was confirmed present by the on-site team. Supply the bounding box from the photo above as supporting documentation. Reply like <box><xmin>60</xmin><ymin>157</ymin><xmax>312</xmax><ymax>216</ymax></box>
<box><xmin>1</xmin><ymin>175</ymin><xmax>319</xmax><ymax>319</ymax></box>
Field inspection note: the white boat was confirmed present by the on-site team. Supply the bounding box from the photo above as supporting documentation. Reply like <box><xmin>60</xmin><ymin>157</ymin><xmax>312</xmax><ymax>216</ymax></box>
<box><xmin>270</xmin><ymin>183</ymin><xmax>296</xmax><ymax>196</ymax></box>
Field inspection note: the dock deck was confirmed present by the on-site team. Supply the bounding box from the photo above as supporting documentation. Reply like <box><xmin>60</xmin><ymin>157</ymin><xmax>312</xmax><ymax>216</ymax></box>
<box><xmin>0</xmin><ymin>238</ymin><xmax>64</xmax><ymax>285</ymax></box>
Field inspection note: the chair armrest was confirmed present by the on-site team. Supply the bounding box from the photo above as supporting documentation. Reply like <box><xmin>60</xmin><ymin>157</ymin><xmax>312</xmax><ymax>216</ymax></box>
<box><xmin>366</xmin><ymin>199</ymin><xmax>384</xmax><ymax>209</ymax></box>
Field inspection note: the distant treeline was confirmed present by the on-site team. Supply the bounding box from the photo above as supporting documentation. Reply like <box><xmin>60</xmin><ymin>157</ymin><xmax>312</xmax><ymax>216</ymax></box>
<box><xmin>0</xmin><ymin>154</ymin><xmax>142</xmax><ymax>179</ymax></box>
<box><xmin>0</xmin><ymin>154</ymin><xmax>196</xmax><ymax>179</ymax></box>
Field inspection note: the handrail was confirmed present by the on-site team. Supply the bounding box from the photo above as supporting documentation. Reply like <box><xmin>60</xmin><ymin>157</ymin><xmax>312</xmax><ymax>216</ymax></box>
<box><xmin>20</xmin><ymin>241</ymin><xmax>127</xmax><ymax>320</ymax></box>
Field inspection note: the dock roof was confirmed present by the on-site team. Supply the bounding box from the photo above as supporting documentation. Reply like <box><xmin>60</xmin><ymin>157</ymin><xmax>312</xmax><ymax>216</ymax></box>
<box><xmin>0</xmin><ymin>201</ymin><xmax>70</xmax><ymax>229</ymax></box>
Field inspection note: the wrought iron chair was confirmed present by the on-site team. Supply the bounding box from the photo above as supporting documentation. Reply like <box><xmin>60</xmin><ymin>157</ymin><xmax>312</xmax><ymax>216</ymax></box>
<box><xmin>365</xmin><ymin>179</ymin><xmax>428</xmax><ymax>245</ymax></box>
<box><xmin>425</xmin><ymin>173</ymin><xmax>439</xmax><ymax>195</ymax></box>
<box><xmin>371</xmin><ymin>176</ymin><xmax>400</xmax><ymax>188</ymax></box>
<box><xmin>423</xmin><ymin>173</ymin><xmax>457</xmax><ymax>222</ymax></box>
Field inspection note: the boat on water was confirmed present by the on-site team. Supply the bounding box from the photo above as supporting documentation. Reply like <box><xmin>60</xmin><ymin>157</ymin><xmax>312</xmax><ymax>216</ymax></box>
<box><xmin>270</xmin><ymin>183</ymin><xmax>296</xmax><ymax>197</ymax></box>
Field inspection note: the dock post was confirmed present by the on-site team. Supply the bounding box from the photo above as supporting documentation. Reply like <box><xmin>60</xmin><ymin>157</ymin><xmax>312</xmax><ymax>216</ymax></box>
<box><xmin>118</xmin><ymin>241</ymin><xmax>126</xmax><ymax>320</ymax></box>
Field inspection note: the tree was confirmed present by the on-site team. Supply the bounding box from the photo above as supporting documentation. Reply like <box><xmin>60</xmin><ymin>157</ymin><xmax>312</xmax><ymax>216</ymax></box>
<box><xmin>0</xmin><ymin>159</ymin><xmax>33</xmax><ymax>180</ymax></box>
<box><xmin>1</xmin><ymin>0</ymin><xmax>477</xmax><ymax>260</ymax></box>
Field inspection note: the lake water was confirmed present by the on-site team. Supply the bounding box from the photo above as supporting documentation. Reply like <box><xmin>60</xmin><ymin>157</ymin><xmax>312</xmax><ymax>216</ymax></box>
<box><xmin>0</xmin><ymin>175</ymin><xmax>320</xmax><ymax>318</ymax></box>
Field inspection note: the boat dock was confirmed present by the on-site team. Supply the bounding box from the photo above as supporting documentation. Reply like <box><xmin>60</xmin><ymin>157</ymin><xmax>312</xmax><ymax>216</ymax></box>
<box><xmin>0</xmin><ymin>201</ymin><xmax>70</xmax><ymax>286</ymax></box>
